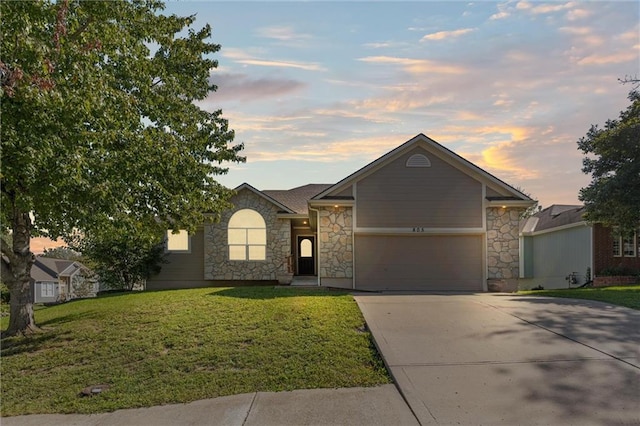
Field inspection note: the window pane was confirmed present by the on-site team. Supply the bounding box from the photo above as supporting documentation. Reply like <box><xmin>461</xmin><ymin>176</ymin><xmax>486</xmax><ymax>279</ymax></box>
<box><xmin>300</xmin><ymin>239</ymin><xmax>312</xmax><ymax>257</ymax></box>
<box><xmin>613</xmin><ymin>237</ymin><xmax>621</xmax><ymax>256</ymax></box>
<box><xmin>229</xmin><ymin>245</ymin><xmax>246</xmax><ymax>260</ymax></box>
<box><xmin>167</xmin><ymin>230</ymin><xmax>189</xmax><ymax>251</ymax></box>
<box><xmin>248</xmin><ymin>245</ymin><xmax>266</xmax><ymax>260</ymax></box>
<box><xmin>228</xmin><ymin>228</ymin><xmax>247</xmax><ymax>244</ymax></box>
<box><xmin>623</xmin><ymin>234</ymin><xmax>635</xmax><ymax>256</ymax></box>
<box><xmin>248</xmin><ymin>228</ymin><xmax>266</xmax><ymax>245</ymax></box>
<box><xmin>228</xmin><ymin>209</ymin><xmax>266</xmax><ymax>228</ymax></box>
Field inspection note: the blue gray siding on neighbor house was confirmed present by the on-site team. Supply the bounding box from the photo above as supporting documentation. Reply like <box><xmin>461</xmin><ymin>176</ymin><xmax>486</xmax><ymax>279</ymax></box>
<box><xmin>32</xmin><ymin>281</ymin><xmax>59</xmax><ymax>303</ymax></box>
<box><xmin>356</xmin><ymin>148</ymin><xmax>483</xmax><ymax>228</ymax></box>
<box><xmin>520</xmin><ymin>225</ymin><xmax>592</xmax><ymax>289</ymax></box>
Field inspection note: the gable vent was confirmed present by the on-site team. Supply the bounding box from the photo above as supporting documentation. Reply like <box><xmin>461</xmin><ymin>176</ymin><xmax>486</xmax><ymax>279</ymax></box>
<box><xmin>406</xmin><ymin>154</ymin><xmax>431</xmax><ymax>168</ymax></box>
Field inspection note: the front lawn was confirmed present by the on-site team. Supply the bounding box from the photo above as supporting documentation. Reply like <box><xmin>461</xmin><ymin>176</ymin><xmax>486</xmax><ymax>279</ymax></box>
<box><xmin>1</xmin><ymin>287</ymin><xmax>390</xmax><ymax>416</ymax></box>
<box><xmin>519</xmin><ymin>285</ymin><xmax>640</xmax><ymax>310</ymax></box>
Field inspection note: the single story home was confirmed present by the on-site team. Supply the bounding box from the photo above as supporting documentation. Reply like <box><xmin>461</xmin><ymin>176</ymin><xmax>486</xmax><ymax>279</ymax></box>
<box><xmin>30</xmin><ymin>257</ymin><xmax>98</xmax><ymax>303</ymax></box>
<box><xmin>519</xmin><ymin>205</ymin><xmax>640</xmax><ymax>289</ymax></box>
<box><xmin>148</xmin><ymin>134</ymin><xmax>535</xmax><ymax>292</ymax></box>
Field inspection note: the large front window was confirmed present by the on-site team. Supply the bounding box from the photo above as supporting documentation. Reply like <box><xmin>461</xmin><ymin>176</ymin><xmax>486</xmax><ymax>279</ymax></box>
<box><xmin>228</xmin><ymin>209</ymin><xmax>266</xmax><ymax>261</ymax></box>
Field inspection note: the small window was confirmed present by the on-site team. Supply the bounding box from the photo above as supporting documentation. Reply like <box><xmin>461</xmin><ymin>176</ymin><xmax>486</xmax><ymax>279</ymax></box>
<box><xmin>623</xmin><ymin>233</ymin><xmax>636</xmax><ymax>257</ymax></box>
<box><xmin>41</xmin><ymin>283</ymin><xmax>55</xmax><ymax>297</ymax></box>
<box><xmin>166</xmin><ymin>230</ymin><xmax>190</xmax><ymax>252</ymax></box>
<box><xmin>406</xmin><ymin>154</ymin><xmax>431</xmax><ymax>168</ymax></box>
<box><xmin>228</xmin><ymin>209</ymin><xmax>266</xmax><ymax>261</ymax></box>
<box><xmin>613</xmin><ymin>235</ymin><xmax>621</xmax><ymax>257</ymax></box>
<box><xmin>300</xmin><ymin>238</ymin><xmax>312</xmax><ymax>257</ymax></box>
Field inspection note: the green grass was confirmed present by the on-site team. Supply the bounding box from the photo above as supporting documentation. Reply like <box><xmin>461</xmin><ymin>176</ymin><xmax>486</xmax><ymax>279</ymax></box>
<box><xmin>1</xmin><ymin>287</ymin><xmax>390</xmax><ymax>416</ymax></box>
<box><xmin>519</xmin><ymin>285</ymin><xmax>640</xmax><ymax>310</ymax></box>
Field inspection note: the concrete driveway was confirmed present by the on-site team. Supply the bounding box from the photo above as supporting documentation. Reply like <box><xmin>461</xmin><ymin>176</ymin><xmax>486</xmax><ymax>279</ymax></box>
<box><xmin>354</xmin><ymin>293</ymin><xmax>640</xmax><ymax>426</ymax></box>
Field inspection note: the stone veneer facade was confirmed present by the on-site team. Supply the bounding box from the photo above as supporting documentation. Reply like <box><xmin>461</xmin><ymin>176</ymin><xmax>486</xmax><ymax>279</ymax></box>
<box><xmin>204</xmin><ymin>190</ymin><xmax>291</xmax><ymax>280</ymax></box>
<box><xmin>318</xmin><ymin>206</ymin><xmax>353</xmax><ymax>283</ymax></box>
<box><xmin>486</xmin><ymin>207</ymin><xmax>523</xmax><ymax>281</ymax></box>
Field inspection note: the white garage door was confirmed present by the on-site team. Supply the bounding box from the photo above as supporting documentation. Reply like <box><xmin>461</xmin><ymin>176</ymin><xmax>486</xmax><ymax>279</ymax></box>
<box><xmin>355</xmin><ymin>234</ymin><xmax>484</xmax><ymax>291</ymax></box>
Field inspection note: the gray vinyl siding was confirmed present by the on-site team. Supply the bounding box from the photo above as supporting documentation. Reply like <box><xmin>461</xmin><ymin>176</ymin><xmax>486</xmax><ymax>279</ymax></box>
<box><xmin>519</xmin><ymin>225</ymin><xmax>591</xmax><ymax>290</ymax></box>
<box><xmin>356</xmin><ymin>148</ymin><xmax>482</xmax><ymax>228</ymax></box>
<box><xmin>33</xmin><ymin>281</ymin><xmax>59</xmax><ymax>303</ymax></box>
<box><xmin>486</xmin><ymin>186</ymin><xmax>505</xmax><ymax>198</ymax></box>
<box><xmin>148</xmin><ymin>229</ymin><xmax>205</xmax><ymax>286</ymax></box>
<box><xmin>334</xmin><ymin>186</ymin><xmax>352</xmax><ymax>197</ymax></box>
<box><xmin>355</xmin><ymin>234</ymin><xmax>483</xmax><ymax>291</ymax></box>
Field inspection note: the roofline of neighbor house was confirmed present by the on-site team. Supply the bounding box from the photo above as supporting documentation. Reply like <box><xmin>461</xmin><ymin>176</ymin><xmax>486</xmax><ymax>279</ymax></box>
<box><xmin>520</xmin><ymin>220</ymin><xmax>590</xmax><ymax>237</ymax></box>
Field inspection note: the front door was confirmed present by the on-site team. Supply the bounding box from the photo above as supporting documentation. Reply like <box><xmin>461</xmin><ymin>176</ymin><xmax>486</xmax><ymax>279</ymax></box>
<box><xmin>297</xmin><ymin>236</ymin><xmax>315</xmax><ymax>275</ymax></box>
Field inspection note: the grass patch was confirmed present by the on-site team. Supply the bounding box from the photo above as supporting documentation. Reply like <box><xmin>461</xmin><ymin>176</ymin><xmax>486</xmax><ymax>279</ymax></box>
<box><xmin>1</xmin><ymin>287</ymin><xmax>390</xmax><ymax>416</ymax></box>
<box><xmin>519</xmin><ymin>285</ymin><xmax>640</xmax><ymax>310</ymax></box>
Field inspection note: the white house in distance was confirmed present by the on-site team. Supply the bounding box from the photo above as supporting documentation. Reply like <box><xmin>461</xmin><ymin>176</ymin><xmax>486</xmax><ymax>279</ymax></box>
<box><xmin>30</xmin><ymin>257</ymin><xmax>98</xmax><ymax>303</ymax></box>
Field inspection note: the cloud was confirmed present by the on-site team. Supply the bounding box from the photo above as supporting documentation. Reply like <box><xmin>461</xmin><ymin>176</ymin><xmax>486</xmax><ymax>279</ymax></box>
<box><xmin>358</xmin><ymin>56</ymin><xmax>466</xmax><ymax>74</ymax></box>
<box><xmin>248</xmin><ymin>134</ymin><xmax>407</xmax><ymax>163</ymax></box>
<box><xmin>421</xmin><ymin>28</ymin><xmax>475</xmax><ymax>41</ymax></box>
<box><xmin>576</xmin><ymin>51</ymin><xmax>639</xmax><ymax>66</ymax></box>
<box><xmin>516</xmin><ymin>1</ymin><xmax>575</xmax><ymax>15</ymax></box>
<box><xmin>223</xmin><ymin>48</ymin><xmax>326</xmax><ymax>71</ymax></box>
<box><xmin>255</xmin><ymin>26</ymin><xmax>311</xmax><ymax>41</ymax></box>
<box><xmin>364</xmin><ymin>41</ymin><xmax>394</xmax><ymax>49</ymax></box>
<box><xmin>206</xmin><ymin>73</ymin><xmax>306</xmax><ymax>102</ymax></box>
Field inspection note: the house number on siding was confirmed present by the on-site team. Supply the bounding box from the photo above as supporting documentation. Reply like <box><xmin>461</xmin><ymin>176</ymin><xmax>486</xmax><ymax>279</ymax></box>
<box><xmin>412</xmin><ymin>227</ymin><xmax>425</xmax><ymax>232</ymax></box>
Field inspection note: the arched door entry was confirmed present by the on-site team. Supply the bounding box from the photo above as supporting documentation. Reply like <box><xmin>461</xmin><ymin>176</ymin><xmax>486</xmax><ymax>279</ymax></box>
<box><xmin>297</xmin><ymin>236</ymin><xmax>315</xmax><ymax>275</ymax></box>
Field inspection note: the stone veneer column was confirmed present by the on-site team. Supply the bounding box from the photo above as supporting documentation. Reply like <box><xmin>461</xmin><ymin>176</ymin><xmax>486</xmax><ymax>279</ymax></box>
<box><xmin>318</xmin><ymin>207</ymin><xmax>353</xmax><ymax>282</ymax></box>
<box><xmin>486</xmin><ymin>207</ymin><xmax>523</xmax><ymax>290</ymax></box>
<box><xmin>203</xmin><ymin>190</ymin><xmax>291</xmax><ymax>281</ymax></box>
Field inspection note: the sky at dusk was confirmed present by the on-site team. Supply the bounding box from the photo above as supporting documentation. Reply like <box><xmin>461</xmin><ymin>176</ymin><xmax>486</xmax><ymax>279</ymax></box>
<box><xmin>33</xmin><ymin>1</ymin><xmax>640</xmax><ymax>252</ymax></box>
<box><xmin>165</xmin><ymin>0</ymin><xmax>639</xmax><ymax>209</ymax></box>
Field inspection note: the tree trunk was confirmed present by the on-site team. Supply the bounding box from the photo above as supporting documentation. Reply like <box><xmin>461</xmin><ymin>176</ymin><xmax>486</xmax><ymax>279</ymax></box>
<box><xmin>2</xmin><ymin>209</ymin><xmax>39</xmax><ymax>336</ymax></box>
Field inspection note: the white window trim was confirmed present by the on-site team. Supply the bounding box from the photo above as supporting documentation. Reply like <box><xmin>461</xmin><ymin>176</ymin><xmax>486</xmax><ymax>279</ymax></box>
<box><xmin>623</xmin><ymin>232</ymin><xmax>637</xmax><ymax>257</ymax></box>
<box><xmin>228</xmin><ymin>209</ymin><xmax>267</xmax><ymax>261</ymax></box>
<box><xmin>613</xmin><ymin>235</ymin><xmax>622</xmax><ymax>257</ymax></box>
<box><xmin>41</xmin><ymin>282</ymin><xmax>55</xmax><ymax>298</ymax></box>
<box><xmin>228</xmin><ymin>227</ymin><xmax>267</xmax><ymax>261</ymax></box>
<box><xmin>166</xmin><ymin>230</ymin><xmax>191</xmax><ymax>253</ymax></box>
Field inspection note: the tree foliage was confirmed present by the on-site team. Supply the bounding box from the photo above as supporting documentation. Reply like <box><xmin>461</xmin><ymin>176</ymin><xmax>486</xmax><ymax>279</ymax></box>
<box><xmin>1</xmin><ymin>0</ymin><xmax>244</xmax><ymax>335</ymax></box>
<box><xmin>76</xmin><ymin>225</ymin><xmax>166</xmax><ymax>291</ymax></box>
<box><xmin>577</xmin><ymin>90</ymin><xmax>640</xmax><ymax>232</ymax></box>
<box><xmin>40</xmin><ymin>246</ymin><xmax>82</xmax><ymax>261</ymax></box>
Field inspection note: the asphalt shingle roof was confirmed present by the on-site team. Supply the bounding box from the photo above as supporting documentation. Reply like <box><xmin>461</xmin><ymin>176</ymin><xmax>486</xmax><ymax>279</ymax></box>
<box><xmin>263</xmin><ymin>184</ymin><xmax>333</xmax><ymax>215</ymax></box>
<box><xmin>520</xmin><ymin>204</ymin><xmax>586</xmax><ymax>233</ymax></box>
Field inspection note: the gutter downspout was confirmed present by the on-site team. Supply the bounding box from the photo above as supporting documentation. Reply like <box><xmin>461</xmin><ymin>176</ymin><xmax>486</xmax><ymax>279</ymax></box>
<box><xmin>308</xmin><ymin>206</ymin><xmax>321</xmax><ymax>287</ymax></box>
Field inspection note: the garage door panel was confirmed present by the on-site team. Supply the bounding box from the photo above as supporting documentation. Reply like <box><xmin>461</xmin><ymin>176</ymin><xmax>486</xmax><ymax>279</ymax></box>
<box><xmin>355</xmin><ymin>235</ymin><xmax>483</xmax><ymax>291</ymax></box>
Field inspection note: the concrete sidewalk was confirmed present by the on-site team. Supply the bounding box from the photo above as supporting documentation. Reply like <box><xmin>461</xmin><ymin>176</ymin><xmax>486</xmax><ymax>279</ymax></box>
<box><xmin>2</xmin><ymin>385</ymin><xmax>419</xmax><ymax>426</ymax></box>
<box><xmin>355</xmin><ymin>293</ymin><xmax>640</xmax><ymax>426</ymax></box>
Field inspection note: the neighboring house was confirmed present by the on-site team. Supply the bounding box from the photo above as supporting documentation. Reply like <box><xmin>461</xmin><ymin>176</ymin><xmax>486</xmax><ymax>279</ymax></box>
<box><xmin>148</xmin><ymin>134</ymin><xmax>535</xmax><ymax>292</ymax></box>
<box><xmin>30</xmin><ymin>257</ymin><xmax>98</xmax><ymax>303</ymax></box>
<box><xmin>519</xmin><ymin>205</ymin><xmax>640</xmax><ymax>289</ymax></box>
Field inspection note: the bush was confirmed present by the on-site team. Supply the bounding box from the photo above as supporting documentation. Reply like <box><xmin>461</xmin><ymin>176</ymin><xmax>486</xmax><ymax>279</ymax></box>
<box><xmin>0</xmin><ymin>282</ymin><xmax>9</xmax><ymax>304</ymax></box>
<box><xmin>599</xmin><ymin>266</ymin><xmax>640</xmax><ymax>277</ymax></box>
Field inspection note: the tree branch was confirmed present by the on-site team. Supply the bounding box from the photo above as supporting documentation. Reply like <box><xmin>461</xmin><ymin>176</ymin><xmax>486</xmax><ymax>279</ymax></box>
<box><xmin>1</xmin><ymin>254</ymin><xmax>14</xmax><ymax>284</ymax></box>
<box><xmin>0</xmin><ymin>236</ymin><xmax>17</xmax><ymax>265</ymax></box>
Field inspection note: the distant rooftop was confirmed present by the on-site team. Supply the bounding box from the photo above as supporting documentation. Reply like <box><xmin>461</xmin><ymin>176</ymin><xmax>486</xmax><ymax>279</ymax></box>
<box><xmin>520</xmin><ymin>204</ymin><xmax>586</xmax><ymax>233</ymax></box>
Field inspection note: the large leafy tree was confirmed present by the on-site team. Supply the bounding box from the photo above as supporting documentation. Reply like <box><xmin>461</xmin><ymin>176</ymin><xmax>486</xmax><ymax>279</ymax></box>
<box><xmin>578</xmin><ymin>90</ymin><xmax>640</xmax><ymax>232</ymax></box>
<box><xmin>1</xmin><ymin>0</ymin><xmax>244</xmax><ymax>336</ymax></box>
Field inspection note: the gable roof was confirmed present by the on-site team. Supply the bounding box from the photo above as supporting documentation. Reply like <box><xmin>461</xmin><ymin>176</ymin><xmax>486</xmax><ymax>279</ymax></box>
<box><xmin>520</xmin><ymin>205</ymin><xmax>586</xmax><ymax>234</ymax></box>
<box><xmin>263</xmin><ymin>184</ymin><xmax>332</xmax><ymax>215</ymax></box>
<box><xmin>31</xmin><ymin>257</ymin><xmax>77</xmax><ymax>282</ymax></box>
<box><xmin>311</xmin><ymin>133</ymin><xmax>533</xmax><ymax>205</ymax></box>
<box><xmin>233</xmin><ymin>183</ymin><xmax>297</xmax><ymax>214</ymax></box>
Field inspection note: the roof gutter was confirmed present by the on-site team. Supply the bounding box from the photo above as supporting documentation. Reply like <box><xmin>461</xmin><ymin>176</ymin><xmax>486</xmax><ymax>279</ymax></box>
<box><xmin>308</xmin><ymin>206</ymin><xmax>321</xmax><ymax>287</ymax></box>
